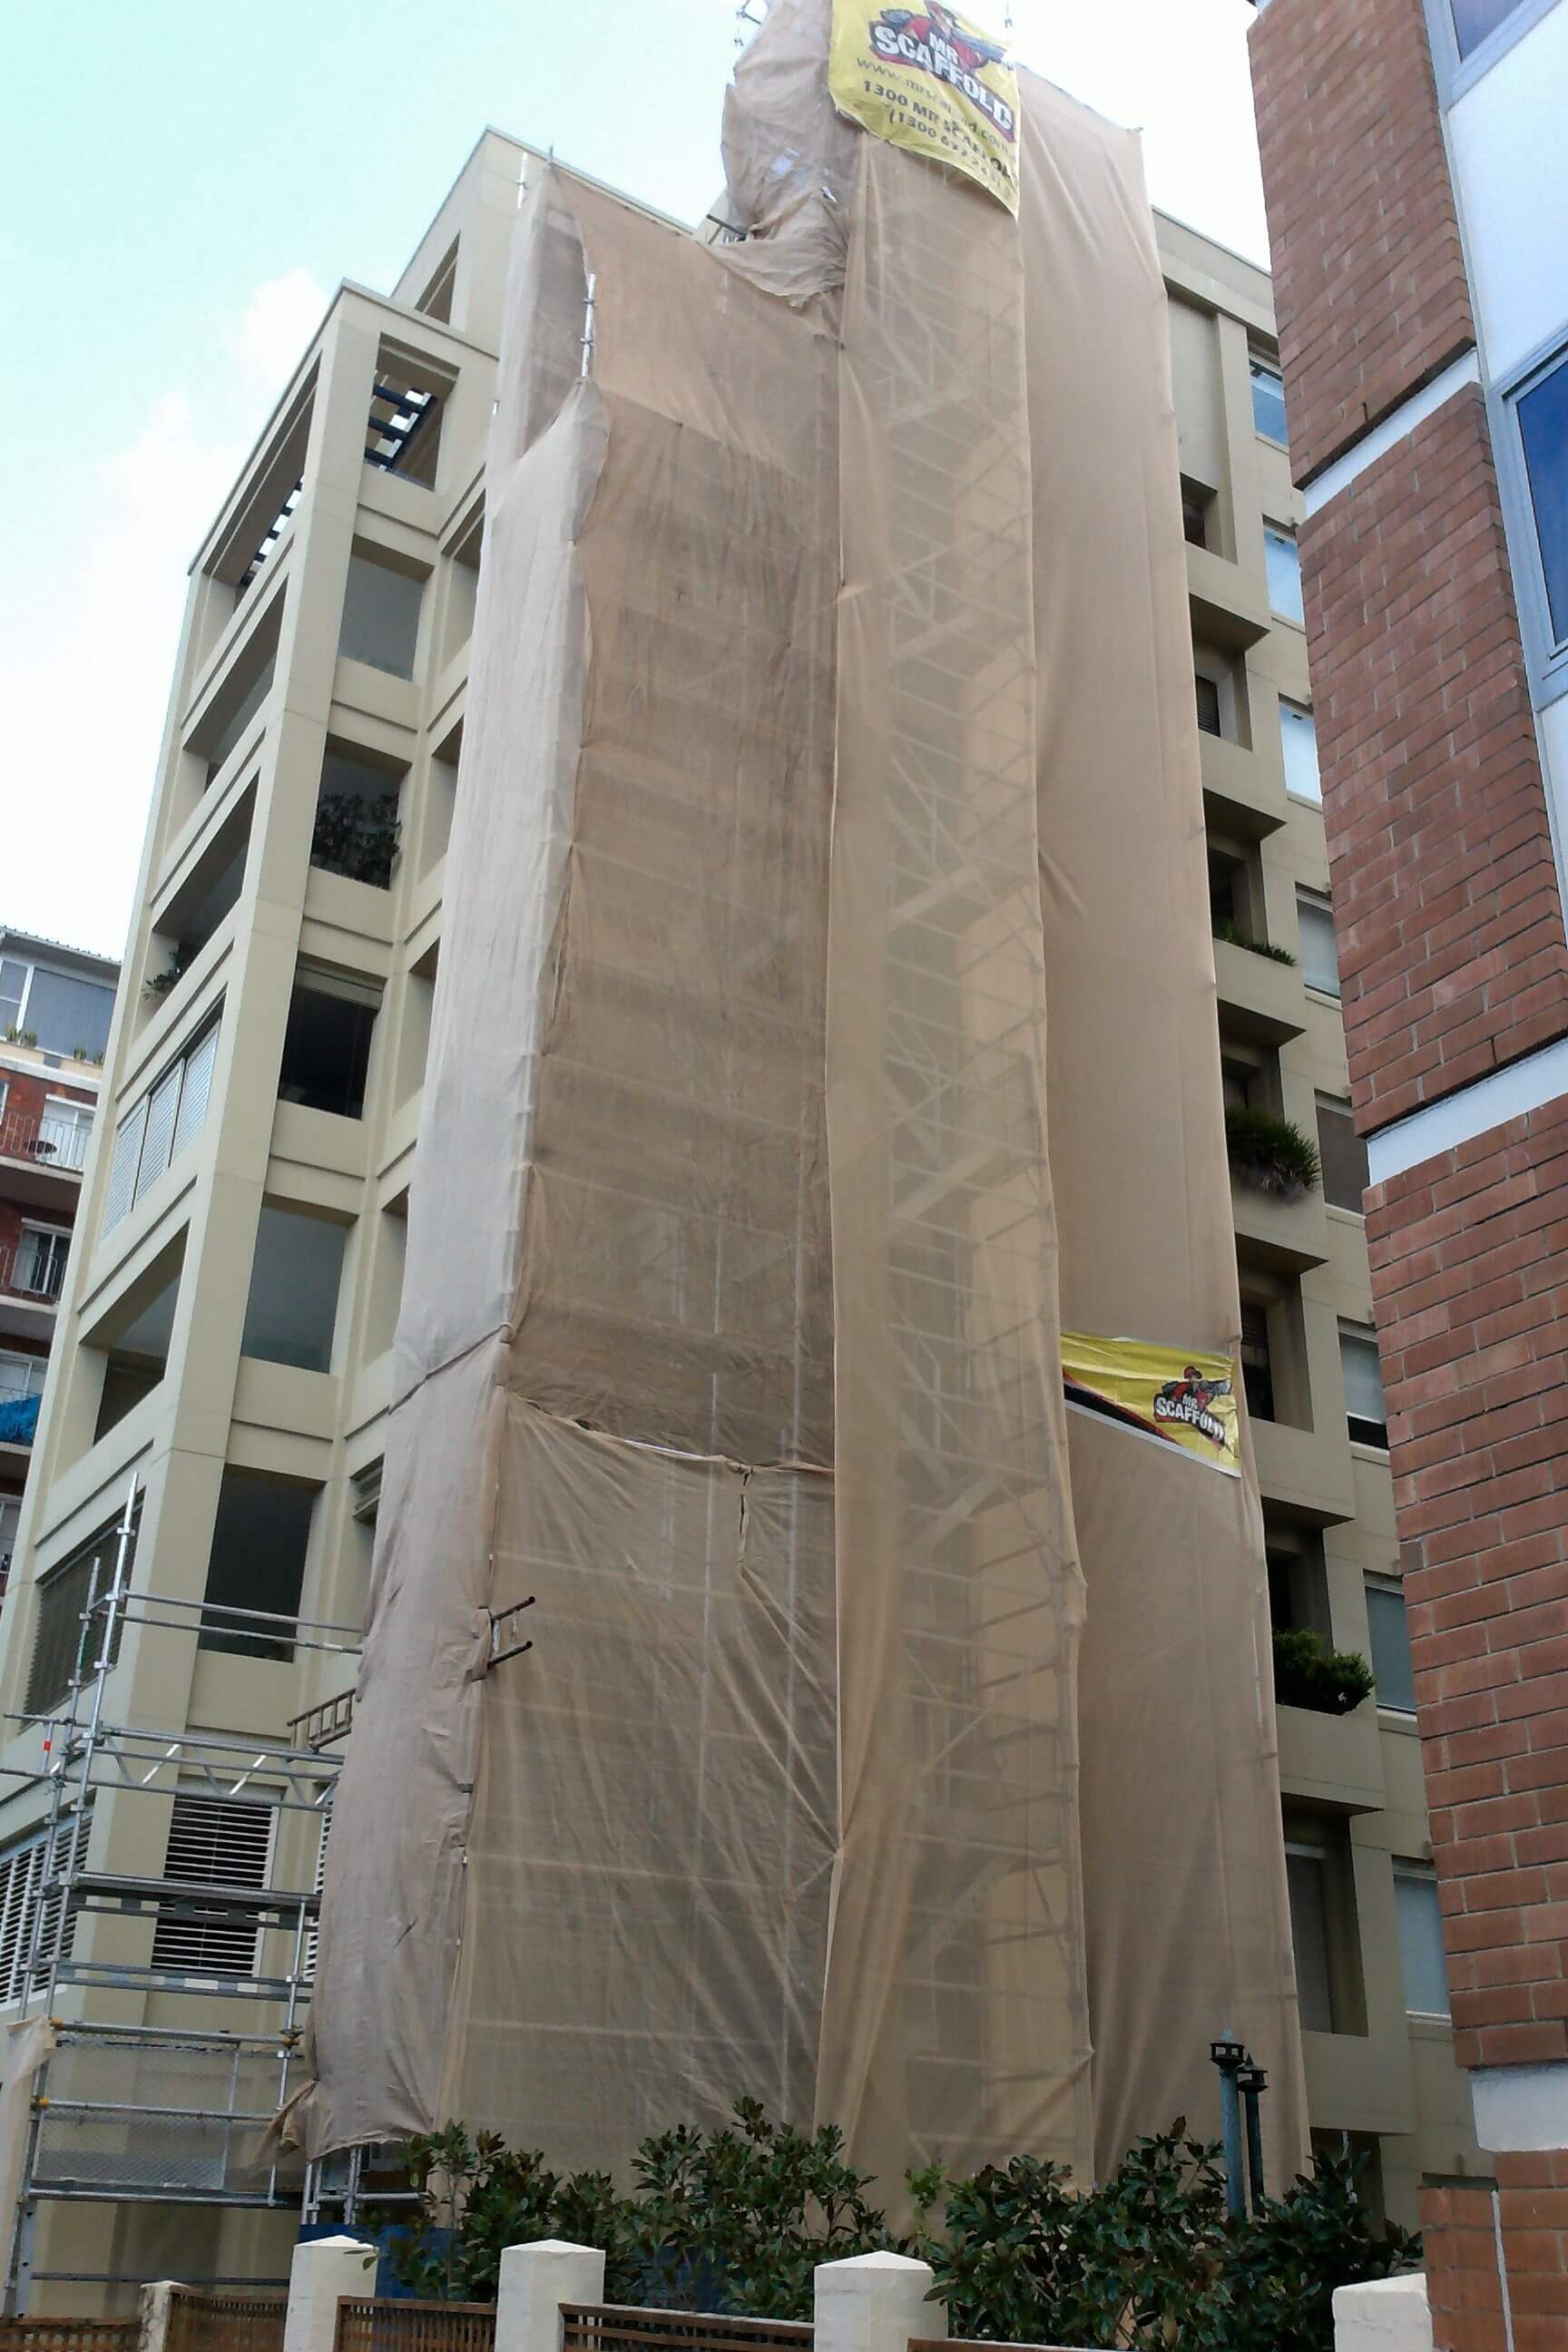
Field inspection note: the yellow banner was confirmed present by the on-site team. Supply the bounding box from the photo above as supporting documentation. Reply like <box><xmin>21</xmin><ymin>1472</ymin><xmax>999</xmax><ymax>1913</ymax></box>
<box><xmin>1061</xmin><ymin>1331</ymin><xmax>1241</xmax><ymax>1477</ymax></box>
<box><xmin>828</xmin><ymin>0</ymin><xmax>1021</xmax><ymax>216</ymax></box>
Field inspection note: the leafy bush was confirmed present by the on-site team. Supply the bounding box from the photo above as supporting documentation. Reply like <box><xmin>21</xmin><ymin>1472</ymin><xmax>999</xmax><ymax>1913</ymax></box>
<box><xmin>1213</xmin><ymin>922</ymin><xmax>1296</xmax><ymax>966</ymax></box>
<box><xmin>1272</xmin><ymin>1625</ymin><xmax>1376</xmax><ymax>1716</ymax></box>
<box><xmin>1224</xmin><ymin>1105</ymin><xmax>1321</xmax><ymax>1198</ymax></box>
<box><xmin>385</xmin><ymin>2106</ymin><xmax>1416</xmax><ymax>2348</ymax></box>
<box><xmin>311</xmin><ymin>792</ymin><xmax>401</xmax><ymax>888</ymax></box>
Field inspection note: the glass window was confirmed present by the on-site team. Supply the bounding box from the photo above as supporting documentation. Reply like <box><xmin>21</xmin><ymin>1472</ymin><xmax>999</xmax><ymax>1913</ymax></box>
<box><xmin>200</xmin><ymin>1469</ymin><xmax>317</xmax><ymax>1659</ymax></box>
<box><xmin>1297</xmin><ymin>889</ymin><xmax>1340</xmax><ymax>995</ymax></box>
<box><xmin>338</xmin><ymin>553</ymin><xmax>424</xmax><ymax>680</ymax></box>
<box><xmin>1316</xmin><ymin>1097</ymin><xmax>1368</xmax><ymax>1213</ymax></box>
<box><xmin>0</xmin><ymin>1353</ymin><xmax>45</xmax><ymax>1402</ymax></box>
<box><xmin>103</xmin><ymin>1014</ymin><xmax>220</xmax><ymax>1235</ymax></box>
<box><xmin>26</xmin><ymin>1504</ymin><xmax>139</xmax><ymax>1716</ymax></box>
<box><xmin>1280</xmin><ymin>701</ymin><xmax>1320</xmax><ymax>800</ymax></box>
<box><xmin>241</xmin><ymin>1206</ymin><xmax>348</xmax><ymax>1373</ymax></box>
<box><xmin>0</xmin><ymin>963</ymin><xmax>26</xmax><ymax>1038</ymax></box>
<box><xmin>1367</xmin><ymin>1579</ymin><xmax>1416</xmax><ymax>1714</ymax></box>
<box><xmin>1514</xmin><ymin>352</ymin><xmax>1568</xmax><ymax>652</ymax></box>
<box><xmin>1451</xmin><ymin>0</ymin><xmax>1531</xmax><ymax>58</ymax></box>
<box><xmin>1265</xmin><ymin>527</ymin><xmax>1305</xmax><ymax>625</ymax></box>
<box><xmin>1286</xmin><ymin>1843</ymin><xmax>1335</xmax><ymax>2032</ymax></box>
<box><xmin>15</xmin><ymin>1227</ymin><xmax>68</xmax><ymax>1302</ymax></box>
<box><xmin>1394</xmin><ymin>1863</ymin><xmax>1450</xmax><ymax>2015</ymax></box>
<box><xmin>1251</xmin><ymin>358</ymin><xmax>1289</xmax><ymax>445</ymax></box>
<box><xmin>278</xmin><ymin>978</ymin><xmax>377</xmax><ymax>1121</ymax></box>
<box><xmin>1340</xmin><ymin>1326</ymin><xmax>1388</xmax><ymax>1449</ymax></box>
<box><xmin>19</xmin><ymin>971</ymin><xmax>114</xmax><ymax>1061</ymax></box>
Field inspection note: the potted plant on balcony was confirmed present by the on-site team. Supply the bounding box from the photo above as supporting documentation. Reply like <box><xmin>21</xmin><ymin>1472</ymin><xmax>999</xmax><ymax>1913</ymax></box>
<box><xmin>1213</xmin><ymin>919</ymin><xmax>1296</xmax><ymax>965</ymax></box>
<box><xmin>310</xmin><ymin>792</ymin><xmax>401</xmax><ymax>889</ymax></box>
<box><xmin>1225</xmin><ymin>1104</ymin><xmax>1321</xmax><ymax>1198</ymax></box>
<box><xmin>1272</xmin><ymin>1624</ymin><xmax>1376</xmax><ymax>1715</ymax></box>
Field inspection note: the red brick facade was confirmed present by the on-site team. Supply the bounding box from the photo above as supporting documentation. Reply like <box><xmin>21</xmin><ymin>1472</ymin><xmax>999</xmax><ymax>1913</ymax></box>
<box><xmin>1369</xmin><ymin>1102</ymin><xmax>1568</xmax><ymax>2073</ymax></box>
<box><xmin>1250</xmin><ymin>0</ymin><xmax>1474</xmax><ymax>485</ymax></box>
<box><xmin>1302</xmin><ymin>389</ymin><xmax>1568</xmax><ymax>1132</ymax></box>
<box><xmin>1425</xmin><ymin>2161</ymin><xmax>1568</xmax><ymax>2352</ymax></box>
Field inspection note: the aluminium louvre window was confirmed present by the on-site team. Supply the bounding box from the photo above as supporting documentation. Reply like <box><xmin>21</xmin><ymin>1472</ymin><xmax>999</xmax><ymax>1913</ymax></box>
<box><xmin>149</xmin><ymin>1793</ymin><xmax>275</xmax><ymax>1978</ymax></box>
<box><xmin>0</xmin><ymin>1816</ymin><xmax>85</xmax><ymax>2005</ymax></box>
<box><xmin>103</xmin><ymin>1013</ymin><xmax>220</xmax><ymax>1234</ymax></box>
<box><xmin>26</xmin><ymin>1503</ymin><xmax>140</xmax><ymax>1717</ymax></box>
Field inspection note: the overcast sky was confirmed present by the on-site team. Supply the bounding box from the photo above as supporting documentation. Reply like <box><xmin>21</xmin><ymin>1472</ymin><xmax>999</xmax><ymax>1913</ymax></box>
<box><xmin>0</xmin><ymin>0</ymin><xmax>1266</xmax><ymax>962</ymax></box>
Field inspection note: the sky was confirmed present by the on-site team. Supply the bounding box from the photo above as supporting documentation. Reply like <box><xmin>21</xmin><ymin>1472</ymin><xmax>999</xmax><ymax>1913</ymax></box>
<box><xmin>0</xmin><ymin>0</ymin><xmax>1267</xmax><ymax>964</ymax></box>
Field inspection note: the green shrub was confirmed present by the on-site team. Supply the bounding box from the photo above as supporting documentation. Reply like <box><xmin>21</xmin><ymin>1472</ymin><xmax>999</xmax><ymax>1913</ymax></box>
<box><xmin>1213</xmin><ymin>922</ymin><xmax>1296</xmax><ymax>966</ymax></box>
<box><xmin>1273</xmin><ymin>1625</ymin><xmax>1376</xmax><ymax>1715</ymax></box>
<box><xmin>384</xmin><ymin>2106</ymin><xmax>1416</xmax><ymax>2347</ymax></box>
<box><xmin>1224</xmin><ymin>1105</ymin><xmax>1321</xmax><ymax>1197</ymax></box>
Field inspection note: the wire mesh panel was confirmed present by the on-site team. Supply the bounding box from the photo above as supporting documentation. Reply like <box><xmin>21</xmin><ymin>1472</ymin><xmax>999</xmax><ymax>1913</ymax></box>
<box><xmin>165</xmin><ymin>2288</ymin><xmax>287</xmax><ymax>2352</ymax></box>
<box><xmin>334</xmin><ymin>2304</ymin><xmax>496</xmax><ymax>2352</ymax></box>
<box><xmin>0</xmin><ymin>2325</ymin><xmax>137</xmax><ymax>2352</ymax></box>
<box><xmin>30</xmin><ymin>2036</ymin><xmax>285</xmax><ymax>2197</ymax></box>
<box><xmin>561</xmin><ymin>2308</ymin><xmax>811</xmax><ymax>2352</ymax></box>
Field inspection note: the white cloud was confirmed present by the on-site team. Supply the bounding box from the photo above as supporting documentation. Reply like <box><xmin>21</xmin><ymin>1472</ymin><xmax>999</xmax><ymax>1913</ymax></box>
<box><xmin>0</xmin><ymin>273</ymin><xmax>326</xmax><ymax>959</ymax></box>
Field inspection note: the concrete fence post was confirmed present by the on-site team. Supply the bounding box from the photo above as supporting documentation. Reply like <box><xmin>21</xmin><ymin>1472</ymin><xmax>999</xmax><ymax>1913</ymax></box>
<box><xmin>1332</xmin><ymin>2275</ymin><xmax>1433</xmax><ymax>2352</ymax></box>
<box><xmin>495</xmin><ymin>2238</ymin><xmax>607</xmax><ymax>2352</ymax></box>
<box><xmin>283</xmin><ymin>2234</ymin><xmax>377</xmax><ymax>2352</ymax></box>
<box><xmin>137</xmin><ymin>2280</ymin><xmax>176</xmax><ymax>2352</ymax></box>
<box><xmin>814</xmin><ymin>2251</ymin><xmax>943</xmax><ymax>2352</ymax></box>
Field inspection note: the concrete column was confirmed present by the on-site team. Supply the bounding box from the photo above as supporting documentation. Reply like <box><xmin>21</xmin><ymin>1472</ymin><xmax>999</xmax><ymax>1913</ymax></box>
<box><xmin>814</xmin><ymin>2251</ymin><xmax>943</xmax><ymax>2352</ymax></box>
<box><xmin>1332</xmin><ymin>2276</ymin><xmax>1432</xmax><ymax>2352</ymax></box>
<box><xmin>137</xmin><ymin>2281</ymin><xmax>176</xmax><ymax>2352</ymax></box>
<box><xmin>495</xmin><ymin>2239</ymin><xmax>606</xmax><ymax>2352</ymax></box>
<box><xmin>282</xmin><ymin>2234</ymin><xmax>377</xmax><ymax>2352</ymax></box>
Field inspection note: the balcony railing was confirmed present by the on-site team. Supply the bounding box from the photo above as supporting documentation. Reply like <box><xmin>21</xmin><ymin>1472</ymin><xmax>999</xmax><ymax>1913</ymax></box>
<box><xmin>0</xmin><ymin>1109</ymin><xmax>91</xmax><ymax>1174</ymax></box>
<box><xmin>0</xmin><ymin>1240</ymin><xmax>67</xmax><ymax>1307</ymax></box>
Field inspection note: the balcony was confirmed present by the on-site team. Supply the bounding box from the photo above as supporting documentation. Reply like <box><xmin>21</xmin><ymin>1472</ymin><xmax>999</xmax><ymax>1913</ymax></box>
<box><xmin>0</xmin><ymin>1233</ymin><xmax>67</xmax><ymax>1343</ymax></box>
<box><xmin>0</xmin><ymin>1106</ymin><xmax>91</xmax><ymax>1209</ymax></box>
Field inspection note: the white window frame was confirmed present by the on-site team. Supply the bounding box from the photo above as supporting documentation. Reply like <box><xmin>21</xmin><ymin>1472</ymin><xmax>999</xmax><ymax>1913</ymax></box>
<box><xmin>1264</xmin><ymin>524</ymin><xmax>1305</xmax><ymax>627</ymax></box>
<box><xmin>1491</xmin><ymin>327</ymin><xmax>1568</xmax><ymax>708</ymax></box>
<box><xmin>15</xmin><ymin>1222</ymin><xmax>70</xmax><ymax>1301</ymax></box>
<box><xmin>1250</xmin><ymin>355</ymin><xmax>1289</xmax><ymax>448</ymax></box>
<box><xmin>1296</xmin><ymin>887</ymin><xmax>1341</xmax><ymax>999</ymax></box>
<box><xmin>1366</xmin><ymin>1574</ymin><xmax>1417</xmax><ymax>1716</ymax></box>
<box><xmin>0</xmin><ymin>1351</ymin><xmax>46</xmax><ymax>1402</ymax></box>
<box><xmin>1422</xmin><ymin>0</ymin><xmax>1563</xmax><ymax>103</ymax></box>
<box><xmin>1392</xmin><ymin>1858</ymin><xmax>1451</xmax><ymax>2019</ymax></box>
<box><xmin>1279</xmin><ymin>698</ymin><xmax>1321</xmax><ymax>803</ymax></box>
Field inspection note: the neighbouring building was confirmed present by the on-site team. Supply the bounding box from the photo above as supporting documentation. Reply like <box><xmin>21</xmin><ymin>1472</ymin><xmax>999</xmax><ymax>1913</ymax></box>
<box><xmin>0</xmin><ymin>933</ymin><xmax>117</xmax><ymax>1588</ymax></box>
<box><xmin>0</xmin><ymin>81</ymin><xmax>1482</xmax><ymax>2313</ymax></box>
<box><xmin>1249</xmin><ymin>0</ymin><xmax>1568</xmax><ymax>2341</ymax></box>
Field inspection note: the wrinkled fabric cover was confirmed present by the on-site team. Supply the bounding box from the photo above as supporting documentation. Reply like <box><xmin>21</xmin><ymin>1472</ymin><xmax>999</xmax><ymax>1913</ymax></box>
<box><xmin>306</xmin><ymin>0</ymin><xmax>1307</xmax><ymax>2193</ymax></box>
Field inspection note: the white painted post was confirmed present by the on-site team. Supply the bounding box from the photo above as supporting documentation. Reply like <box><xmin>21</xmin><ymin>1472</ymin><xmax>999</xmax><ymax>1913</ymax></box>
<box><xmin>137</xmin><ymin>2281</ymin><xmax>176</xmax><ymax>2352</ymax></box>
<box><xmin>814</xmin><ymin>2250</ymin><xmax>944</xmax><ymax>2352</ymax></box>
<box><xmin>495</xmin><ymin>2238</ymin><xmax>606</xmax><ymax>2352</ymax></box>
<box><xmin>1332</xmin><ymin>2274</ymin><xmax>1433</xmax><ymax>2352</ymax></box>
<box><xmin>283</xmin><ymin>2234</ymin><xmax>377</xmax><ymax>2352</ymax></box>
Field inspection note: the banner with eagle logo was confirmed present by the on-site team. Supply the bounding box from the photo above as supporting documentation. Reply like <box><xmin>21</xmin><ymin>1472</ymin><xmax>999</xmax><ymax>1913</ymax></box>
<box><xmin>828</xmin><ymin>0</ymin><xmax>1021</xmax><ymax>214</ymax></box>
<box><xmin>1061</xmin><ymin>1330</ymin><xmax>1243</xmax><ymax>1476</ymax></box>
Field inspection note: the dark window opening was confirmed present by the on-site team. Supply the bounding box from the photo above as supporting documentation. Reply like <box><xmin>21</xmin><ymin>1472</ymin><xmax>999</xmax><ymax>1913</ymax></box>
<box><xmin>278</xmin><ymin>978</ymin><xmax>377</xmax><ymax>1121</ymax></box>
<box><xmin>310</xmin><ymin>747</ymin><xmax>403</xmax><ymax>890</ymax></box>
<box><xmin>241</xmin><ymin>1206</ymin><xmax>348</xmax><ymax>1374</ymax></box>
<box><xmin>27</xmin><ymin>1504</ymin><xmax>141</xmax><ymax>1715</ymax></box>
<box><xmin>92</xmin><ymin>1243</ymin><xmax>183</xmax><ymax>1443</ymax></box>
<box><xmin>1240</xmin><ymin>1299</ymin><xmax>1274</xmax><ymax>1422</ymax></box>
<box><xmin>1181</xmin><ymin>479</ymin><xmax>1213</xmax><ymax>550</ymax></box>
<box><xmin>147</xmin><ymin>786</ymin><xmax>253</xmax><ymax>1004</ymax></box>
<box><xmin>1195</xmin><ymin>673</ymin><xmax>1223</xmax><ymax>737</ymax></box>
<box><xmin>1317</xmin><ymin>1098</ymin><xmax>1369</xmax><ymax>1215</ymax></box>
<box><xmin>338</xmin><ymin>550</ymin><xmax>425</xmax><ymax>680</ymax></box>
<box><xmin>200</xmin><ymin>1469</ymin><xmax>317</xmax><ymax>1660</ymax></box>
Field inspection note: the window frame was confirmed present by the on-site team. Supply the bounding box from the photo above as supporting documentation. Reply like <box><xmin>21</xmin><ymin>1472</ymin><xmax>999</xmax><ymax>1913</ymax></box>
<box><xmin>1263</xmin><ymin>524</ymin><xmax>1306</xmax><ymax>627</ymax></box>
<box><xmin>1295</xmin><ymin>887</ymin><xmax>1341</xmax><ymax>999</ymax></box>
<box><xmin>1279</xmin><ymin>697</ymin><xmax>1321</xmax><ymax>804</ymax></box>
<box><xmin>1339</xmin><ymin>1322</ymin><xmax>1389</xmax><ymax>1453</ymax></box>
<box><xmin>103</xmin><ymin>1007</ymin><xmax>221</xmax><ymax>1235</ymax></box>
<box><xmin>1366</xmin><ymin>1574</ymin><xmax>1417</xmax><ymax>1716</ymax></box>
<box><xmin>1250</xmin><ymin>354</ymin><xmax>1289</xmax><ymax>448</ymax></box>
<box><xmin>1422</xmin><ymin>0</ymin><xmax>1563</xmax><ymax>103</ymax></box>
<box><xmin>1493</xmin><ymin>327</ymin><xmax>1568</xmax><ymax>708</ymax></box>
<box><xmin>1392</xmin><ymin>1858</ymin><xmax>1452</xmax><ymax>2019</ymax></box>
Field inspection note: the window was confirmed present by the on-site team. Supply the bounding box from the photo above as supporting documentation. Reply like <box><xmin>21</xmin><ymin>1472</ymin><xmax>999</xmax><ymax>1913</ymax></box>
<box><xmin>150</xmin><ymin>1794</ymin><xmax>274</xmax><ymax>1978</ymax></box>
<box><xmin>278</xmin><ymin>976</ymin><xmax>377</xmax><ymax>1121</ymax></box>
<box><xmin>0</xmin><ymin>1353</ymin><xmax>45</xmax><ymax>1402</ymax></box>
<box><xmin>1240</xmin><ymin>1300</ymin><xmax>1275</xmax><ymax>1422</ymax></box>
<box><xmin>27</xmin><ymin>1505</ymin><xmax>139</xmax><ymax>1716</ymax></box>
<box><xmin>241</xmin><ymin>1206</ymin><xmax>348</xmax><ymax>1373</ymax></box>
<box><xmin>1296</xmin><ymin>889</ymin><xmax>1340</xmax><ymax>995</ymax></box>
<box><xmin>1250</xmin><ymin>357</ymin><xmax>1289</xmax><ymax>445</ymax></box>
<box><xmin>91</xmin><ymin>1241</ymin><xmax>183</xmax><ymax>1442</ymax></box>
<box><xmin>310</xmin><ymin>746</ymin><xmax>403</xmax><ymax>891</ymax></box>
<box><xmin>1279</xmin><ymin>701</ymin><xmax>1320</xmax><ymax>801</ymax></box>
<box><xmin>1367</xmin><ymin>1578</ymin><xmax>1416</xmax><ymax>1714</ymax></box>
<box><xmin>1513</xmin><ymin>349</ymin><xmax>1568</xmax><ymax>659</ymax></box>
<box><xmin>103</xmin><ymin>1013</ymin><xmax>220</xmax><ymax>1233</ymax></box>
<box><xmin>1284</xmin><ymin>1811</ymin><xmax>1364</xmax><ymax>2034</ymax></box>
<box><xmin>199</xmin><ymin>1469</ymin><xmax>317</xmax><ymax>1659</ymax></box>
<box><xmin>1316</xmin><ymin>1098</ymin><xmax>1368</xmax><ymax>1214</ymax></box>
<box><xmin>338</xmin><ymin>551</ymin><xmax>424</xmax><ymax>680</ymax></box>
<box><xmin>1181</xmin><ymin>480</ymin><xmax>1212</xmax><ymax>551</ymax></box>
<box><xmin>303</xmin><ymin>1800</ymin><xmax>332</xmax><ymax>1982</ymax></box>
<box><xmin>11</xmin><ymin>968</ymin><xmax>114</xmax><ymax>1062</ymax></box>
<box><xmin>1195</xmin><ymin>674</ymin><xmax>1223</xmax><ymax>738</ymax></box>
<box><xmin>0</xmin><ymin>1819</ymin><xmax>81</xmax><ymax>2005</ymax></box>
<box><xmin>38</xmin><ymin>1099</ymin><xmax>93</xmax><ymax>1173</ymax></box>
<box><xmin>1340</xmin><ymin>1325</ymin><xmax>1388</xmax><ymax>1449</ymax></box>
<box><xmin>1450</xmin><ymin>0</ymin><xmax>1532</xmax><ymax>57</ymax></box>
<box><xmin>1265</xmin><ymin>527</ymin><xmax>1304</xmax><ymax>625</ymax></box>
<box><xmin>13</xmin><ymin>1225</ymin><xmax>69</xmax><ymax>1303</ymax></box>
<box><xmin>0</xmin><ymin>1497</ymin><xmax>19</xmax><ymax>1588</ymax></box>
<box><xmin>0</xmin><ymin>963</ymin><xmax>24</xmax><ymax>1038</ymax></box>
<box><xmin>1285</xmin><ymin>1840</ymin><xmax>1336</xmax><ymax>2032</ymax></box>
<box><xmin>1393</xmin><ymin>1861</ymin><xmax>1449</xmax><ymax>2016</ymax></box>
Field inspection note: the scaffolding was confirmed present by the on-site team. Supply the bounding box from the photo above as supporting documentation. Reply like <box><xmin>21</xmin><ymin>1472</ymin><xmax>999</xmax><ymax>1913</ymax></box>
<box><xmin>0</xmin><ymin>1485</ymin><xmax>362</xmax><ymax>2310</ymax></box>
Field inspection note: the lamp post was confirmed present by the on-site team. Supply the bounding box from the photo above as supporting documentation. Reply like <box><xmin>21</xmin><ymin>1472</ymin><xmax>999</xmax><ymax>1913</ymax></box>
<box><xmin>1235</xmin><ymin>2063</ymin><xmax>1268</xmax><ymax>2215</ymax></box>
<box><xmin>1210</xmin><ymin>2033</ymin><xmax>1248</xmax><ymax>2218</ymax></box>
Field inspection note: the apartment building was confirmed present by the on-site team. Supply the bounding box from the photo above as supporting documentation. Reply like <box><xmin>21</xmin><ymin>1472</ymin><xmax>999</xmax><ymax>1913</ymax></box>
<box><xmin>0</xmin><ymin>933</ymin><xmax>117</xmax><ymax>1588</ymax></box>
<box><xmin>0</xmin><ymin>125</ymin><xmax>1475</xmax><ymax>2309</ymax></box>
<box><xmin>1249</xmin><ymin>0</ymin><xmax>1568</xmax><ymax>2338</ymax></box>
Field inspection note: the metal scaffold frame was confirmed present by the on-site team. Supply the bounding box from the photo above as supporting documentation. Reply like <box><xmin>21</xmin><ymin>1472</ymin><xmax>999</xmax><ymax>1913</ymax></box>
<box><xmin>0</xmin><ymin>1483</ymin><xmax>363</xmax><ymax>2310</ymax></box>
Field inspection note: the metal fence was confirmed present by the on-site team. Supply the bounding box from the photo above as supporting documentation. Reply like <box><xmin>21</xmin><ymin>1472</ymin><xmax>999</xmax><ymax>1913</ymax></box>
<box><xmin>334</xmin><ymin>2301</ymin><xmax>497</xmax><ymax>2352</ymax></box>
<box><xmin>165</xmin><ymin>2286</ymin><xmax>287</xmax><ymax>2352</ymax></box>
<box><xmin>0</xmin><ymin>2325</ymin><xmax>136</xmax><ymax>2352</ymax></box>
<box><xmin>561</xmin><ymin>2308</ymin><xmax>812</xmax><ymax>2352</ymax></box>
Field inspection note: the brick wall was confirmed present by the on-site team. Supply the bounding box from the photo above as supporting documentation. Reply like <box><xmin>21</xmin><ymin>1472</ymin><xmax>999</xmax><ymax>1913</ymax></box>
<box><xmin>1250</xmin><ymin>0</ymin><xmax>1474</xmax><ymax>485</ymax></box>
<box><xmin>1301</xmin><ymin>387</ymin><xmax>1568</xmax><ymax>1131</ymax></box>
<box><xmin>1424</xmin><ymin>2163</ymin><xmax>1568</xmax><ymax>2352</ymax></box>
<box><xmin>1367</xmin><ymin>1101</ymin><xmax>1568</xmax><ymax>2073</ymax></box>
